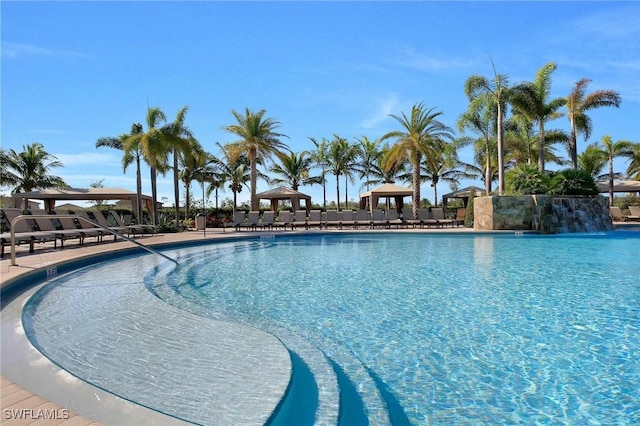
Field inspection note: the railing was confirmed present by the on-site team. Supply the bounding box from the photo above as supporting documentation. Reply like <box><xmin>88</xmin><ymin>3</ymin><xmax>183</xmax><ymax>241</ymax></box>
<box><xmin>10</xmin><ymin>215</ymin><xmax>178</xmax><ymax>266</ymax></box>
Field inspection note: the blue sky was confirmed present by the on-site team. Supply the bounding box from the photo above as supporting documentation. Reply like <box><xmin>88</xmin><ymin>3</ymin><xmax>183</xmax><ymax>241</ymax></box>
<box><xmin>2</xmin><ymin>1</ymin><xmax>639</xmax><ymax>208</ymax></box>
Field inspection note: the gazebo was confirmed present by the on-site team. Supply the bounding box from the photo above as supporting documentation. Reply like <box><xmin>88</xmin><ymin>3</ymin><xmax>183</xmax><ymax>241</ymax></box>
<box><xmin>596</xmin><ymin>180</ymin><xmax>640</xmax><ymax>194</ymax></box>
<box><xmin>255</xmin><ymin>186</ymin><xmax>312</xmax><ymax>212</ymax></box>
<box><xmin>359</xmin><ymin>183</ymin><xmax>413</xmax><ymax>213</ymax></box>
<box><xmin>12</xmin><ymin>187</ymin><xmax>155</xmax><ymax>214</ymax></box>
<box><xmin>442</xmin><ymin>185</ymin><xmax>486</xmax><ymax>208</ymax></box>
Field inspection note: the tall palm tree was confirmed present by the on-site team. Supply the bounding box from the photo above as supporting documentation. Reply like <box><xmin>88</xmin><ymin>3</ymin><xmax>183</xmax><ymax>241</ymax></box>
<box><xmin>594</xmin><ymin>135</ymin><xmax>634</xmax><ymax>205</ymax></box>
<box><xmin>164</xmin><ymin>106</ymin><xmax>194</xmax><ymax>223</ymax></box>
<box><xmin>326</xmin><ymin>135</ymin><xmax>357</xmax><ymax>210</ymax></box>
<box><xmin>419</xmin><ymin>145</ymin><xmax>475</xmax><ymax>207</ymax></box>
<box><xmin>1</xmin><ymin>143</ymin><xmax>67</xmax><ymax>209</ymax></box>
<box><xmin>463</xmin><ymin>63</ymin><xmax>510</xmax><ymax>194</ymax></box>
<box><xmin>178</xmin><ymin>138</ymin><xmax>207</xmax><ymax>220</ymax></box>
<box><xmin>381</xmin><ymin>102</ymin><xmax>455</xmax><ymax>219</ymax></box>
<box><xmin>309</xmin><ymin>137</ymin><xmax>331</xmax><ymax>209</ymax></box>
<box><xmin>354</xmin><ymin>136</ymin><xmax>381</xmax><ymax>192</ymax></box>
<box><xmin>457</xmin><ymin>99</ymin><xmax>496</xmax><ymax>195</ymax></box>
<box><xmin>212</xmin><ymin>143</ymin><xmax>262</xmax><ymax>213</ymax></box>
<box><xmin>510</xmin><ymin>62</ymin><xmax>566</xmax><ymax>172</ymax></box>
<box><xmin>96</xmin><ymin>123</ymin><xmax>145</xmax><ymax>222</ymax></box>
<box><xmin>566</xmin><ymin>78</ymin><xmax>621</xmax><ymax>169</ymax></box>
<box><xmin>269</xmin><ymin>151</ymin><xmax>322</xmax><ymax>191</ymax></box>
<box><xmin>222</xmin><ymin>108</ymin><xmax>289</xmax><ymax>210</ymax></box>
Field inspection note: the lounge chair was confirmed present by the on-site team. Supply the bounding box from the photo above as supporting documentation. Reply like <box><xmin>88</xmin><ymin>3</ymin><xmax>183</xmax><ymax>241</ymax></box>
<box><xmin>387</xmin><ymin>209</ymin><xmax>403</xmax><ymax>228</ymax></box>
<box><xmin>291</xmin><ymin>210</ymin><xmax>308</xmax><ymax>230</ymax></box>
<box><xmin>371</xmin><ymin>210</ymin><xmax>388</xmax><ymax>228</ymax></box>
<box><xmin>273</xmin><ymin>211</ymin><xmax>291</xmax><ymax>230</ymax></box>
<box><xmin>89</xmin><ymin>210</ymin><xmax>129</xmax><ymax>238</ymax></box>
<box><xmin>431</xmin><ymin>208</ymin><xmax>454</xmax><ymax>227</ymax></box>
<box><xmin>224</xmin><ymin>211</ymin><xmax>246</xmax><ymax>232</ymax></box>
<box><xmin>108</xmin><ymin>211</ymin><xmax>157</xmax><ymax>236</ymax></box>
<box><xmin>324</xmin><ymin>210</ymin><xmax>341</xmax><ymax>229</ymax></box>
<box><xmin>402</xmin><ymin>208</ymin><xmax>421</xmax><ymax>228</ymax></box>
<box><xmin>31</xmin><ymin>209</ymin><xmax>86</xmax><ymax>249</ymax></box>
<box><xmin>238</xmin><ymin>211</ymin><xmax>260</xmax><ymax>231</ymax></box>
<box><xmin>340</xmin><ymin>210</ymin><xmax>356</xmax><ymax>228</ymax></box>
<box><xmin>355</xmin><ymin>209</ymin><xmax>371</xmax><ymax>229</ymax></box>
<box><xmin>421</xmin><ymin>209</ymin><xmax>440</xmax><ymax>228</ymax></box>
<box><xmin>307</xmin><ymin>210</ymin><xmax>323</xmax><ymax>229</ymax></box>
<box><xmin>0</xmin><ymin>208</ymin><xmax>58</xmax><ymax>257</ymax></box>
<box><xmin>55</xmin><ymin>210</ymin><xmax>104</xmax><ymax>244</ymax></box>
<box><xmin>627</xmin><ymin>206</ymin><xmax>640</xmax><ymax>222</ymax></box>
<box><xmin>258</xmin><ymin>211</ymin><xmax>275</xmax><ymax>231</ymax></box>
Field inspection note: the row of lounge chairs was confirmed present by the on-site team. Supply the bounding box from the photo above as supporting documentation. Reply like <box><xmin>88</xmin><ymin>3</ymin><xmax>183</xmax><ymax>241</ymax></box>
<box><xmin>0</xmin><ymin>208</ymin><xmax>156</xmax><ymax>258</ymax></box>
<box><xmin>224</xmin><ymin>208</ymin><xmax>466</xmax><ymax>231</ymax></box>
<box><xmin>610</xmin><ymin>206</ymin><xmax>640</xmax><ymax>222</ymax></box>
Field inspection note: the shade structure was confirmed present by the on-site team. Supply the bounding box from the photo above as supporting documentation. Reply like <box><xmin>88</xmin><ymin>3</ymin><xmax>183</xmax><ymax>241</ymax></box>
<box><xmin>255</xmin><ymin>186</ymin><xmax>312</xmax><ymax>212</ymax></box>
<box><xmin>12</xmin><ymin>187</ymin><xmax>155</xmax><ymax>214</ymax></box>
<box><xmin>596</xmin><ymin>180</ymin><xmax>640</xmax><ymax>194</ymax></box>
<box><xmin>359</xmin><ymin>183</ymin><xmax>413</xmax><ymax>212</ymax></box>
<box><xmin>442</xmin><ymin>185</ymin><xmax>485</xmax><ymax>207</ymax></box>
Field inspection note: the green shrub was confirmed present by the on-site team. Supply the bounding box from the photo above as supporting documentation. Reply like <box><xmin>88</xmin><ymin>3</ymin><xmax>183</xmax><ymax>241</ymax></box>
<box><xmin>548</xmin><ymin>169</ymin><xmax>599</xmax><ymax>196</ymax></box>
<box><xmin>505</xmin><ymin>164</ymin><xmax>551</xmax><ymax>195</ymax></box>
<box><xmin>464</xmin><ymin>188</ymin><xmax>475</xmax><ymax>227</ymax></box>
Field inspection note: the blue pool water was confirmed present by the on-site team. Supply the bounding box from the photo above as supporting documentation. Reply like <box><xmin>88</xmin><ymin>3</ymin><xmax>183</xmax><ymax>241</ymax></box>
<box><xmin>23</xmin><ymin>232</ymin><xmax>640</xmax><ymax>424</ymax></box>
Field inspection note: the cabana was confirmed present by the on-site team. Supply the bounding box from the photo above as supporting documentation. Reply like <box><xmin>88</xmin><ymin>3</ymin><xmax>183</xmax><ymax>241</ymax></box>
<box><xmin>359</xmin><ymin>183</ymin><xmax>413</xmax><ymax>213</ymax></box>
<box><xmin>12</xmin><ymin>187</ymin><xmax>155</xmax><ymax>215</ymax></box>
<box><xmin>442</xmin><ymin>185</ymin><xmax>486</xmax><ymax>208</ymax></box>
<box><xmin>596</xmin><ymin>180</ymin><xmax>640</xmax><ymax>194</ymax></box>
<box><xmin>256</xmin><ymin>186</ymin><xmax>312</xmax><ymax>212</ymax></box>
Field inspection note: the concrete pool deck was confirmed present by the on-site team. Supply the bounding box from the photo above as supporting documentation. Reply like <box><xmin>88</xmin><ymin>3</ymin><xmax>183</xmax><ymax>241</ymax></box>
<box><xmin>0</xmin><ymin>224</ymin><xmax>630</xmax><ymax>424</ymax></box>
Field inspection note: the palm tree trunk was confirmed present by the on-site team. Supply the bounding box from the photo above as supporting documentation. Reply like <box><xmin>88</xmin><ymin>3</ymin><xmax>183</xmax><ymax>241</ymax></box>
<box><xmin>344</xmin><ymin>175</ymin><xmax>348</xmax><ymax>210</ymax></box>
<box><xmin>150</xmin><ymin>167</ymin><xmax>158</xmax><ymax>226</ymax></box>
<box><xmin>250</xmin><ymin>149</ymin><xmax>258</xmax><ymax>210</ymax></box>
<box><xmin>608</xmin><ymin>157</ymin><xmax>614</xmax><ymax>206</ymax></box>
<box><xmin>485</xmin><ymin>146</ymin><xmax>492</xmax><ymax>196</ymax></box>
<box><xmin>412</xmin><ymin>156</ymin><xmax>420</xmax><ymax>219</ymax></box>
<box><xmin>184</xmin><ymin>180</ymin><xmax>190</xmax><ymax>221</ymax></box>
<box><xmin>173</xmin><ymin>148</ymin><xmax>180</xmax><ymax>223</ymax></box>
<box><xmin>497</xmin><ymin>102</ymin><xmax>505</xmax><ymax>194</ymax></box>
<box><xmin>335</xmin><ymin>173</ymin><xmax>341</xmax><ymax>211</ymax></box>
<box><xmin>538</xmin><ymin>123</ymin><xmax>546</xmax><ymax>172</ymax></box>
<box><xmin>569</xmin><ymin>116</ymin><xmax>578</xmax><ymax>170</ymax></box>
<box><xmin>322</xmin><ymin>172</ymin><xmax>327</xmax><ymax>210</ymax></box>
<box><xmin>135</xmin><ymin>156</ymin><xmax>143</xmax><ymax>223</ymax></box>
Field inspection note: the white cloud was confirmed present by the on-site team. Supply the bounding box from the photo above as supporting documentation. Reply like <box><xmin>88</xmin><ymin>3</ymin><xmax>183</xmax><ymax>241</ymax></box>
<box><xmin>54</xmin><ymin>152</ymin><xmax>122</xmax><ymax>167</ymax></box>
<box><xmin>1</xmin><ymin>42</ymin><xmax>87</xmax><ymax>59</ymax></box>
<box><xmin>392</xmin><ymin>44</ymin><xmax>476</xmax><ymax>72</ymax></box>
<box><xmin>360</xmin><ymin>93</ymin><xmax>401</xmax><ymax>129</ymax></box>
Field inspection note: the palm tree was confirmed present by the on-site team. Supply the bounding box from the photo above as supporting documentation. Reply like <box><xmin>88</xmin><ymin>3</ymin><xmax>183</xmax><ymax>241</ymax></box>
<box><xmin>593</xmin><ymin>135</ymin><xmax>634</xmax><ymax>205</ymax></box>
<box><xmin>504</xmin><ymin>114</ymin><xmax>566</xmax><ymax>168</ymax></box>
<box><xmin>381</xmin><ymin>102</ymin><xmax>455</xmax><ymax>219</ymax></box>
<box><xmin>419</xmin><ymin>145</ymin><xmax>475</xmax><ymax>207</ymax></box>
<box><xmin>1</xmin><ymin>143</ymin><xmax>67</xmax><ymax>209</ymax></box>
<box><xmin>361</xmin><ymin>143</ymin><xmax>407</xmax><ymax>189</ymax></box>
<box><xmin>309</xmin><ymin>137</ymin><xmax>331</xmax><ymax>209</ymax></box>
<box><xmin>626</xmin><ymin>143</ymin><xmax>640</xmax><ymax>180</ymax></box>
<box><xmin>566</xmin><ymin>78</ymin><xmax>621</xmax><ymax>169</ymax></box>
<box><xmin>178</xmin><ymin>138</ymin><xmax>207</xmax><ymax>220</ymax></box>
<box><xmin>164</xmin><ymin>106</ymin><xmax>194</xmax><ymax>223</ymax></box>
<box><xmin>510</xmin><ymin>62</ymin><xmax>566</xmax><ymax>172</ymax></box>
<box><xmin>354</xmin><ymin>136</ymin><xmax>381</xmax><ymax>192</ymax></box>
<box><xmin>269</xmin><ymin>151</ymin><xmax>322</xmax><ymax>191</ymax></box>
<box><xmin>212</xmin><ymin>143</ymin><xmax>260</xmax><ymax>213</ymax></box>
<box><xmin>96</xmin><ymin>123</ymin><xmax>145</xmax><ymax>222</ymax></box>
<box><xmin>457</xmin><ymin>99</ymin><xmax>496</xmax><ymax>195</ymax></box>
<box><xmin>326</xmin><ymin>135</ymin><xmax>357</xmax><ymax>210</ymax></box>
<box><xmin>222</xmin><ymin>108</ymin><xmax>289</xmax><ymax>210</ymax></box>
<box><xmin>463</xmin><ymin>63</ymin><xmax>510</xmax><ymax>194</ymax></box>
<box><xmin>577</xmin><ymin>143</ymin><xmax>607</xmax><ymax>179</ymax></box>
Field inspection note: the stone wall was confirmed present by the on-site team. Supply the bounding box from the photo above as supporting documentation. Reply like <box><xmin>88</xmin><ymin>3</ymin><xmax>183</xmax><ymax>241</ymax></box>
<box><xmin>474</xmin><ymin>195</ymin><xmax>613</xmax><ymax>233</ymax></box>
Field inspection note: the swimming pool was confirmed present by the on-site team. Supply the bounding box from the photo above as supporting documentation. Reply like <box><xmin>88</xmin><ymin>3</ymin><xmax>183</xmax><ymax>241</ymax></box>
<box><xmin>21</xmin><ymin>231</ymin><xmax>640</xmax><ymax>424</ymax></box>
